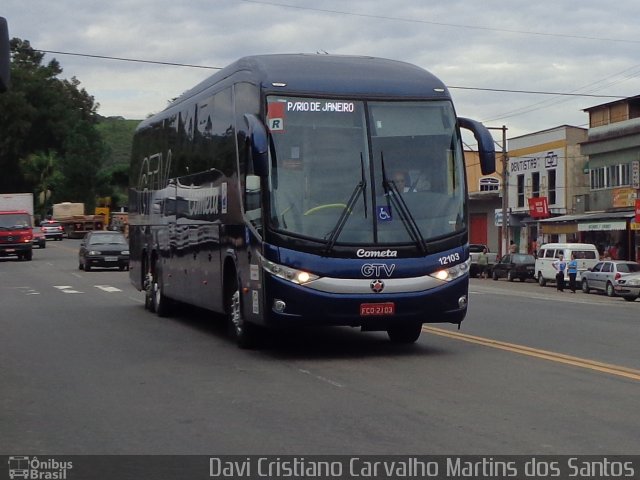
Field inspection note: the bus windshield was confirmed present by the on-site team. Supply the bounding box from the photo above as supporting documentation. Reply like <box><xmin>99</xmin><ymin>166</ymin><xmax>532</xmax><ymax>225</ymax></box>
<box><xmin>267</xmin><ymin>96</ymin><xmax>466</xmax><ymax>247</ymax></box>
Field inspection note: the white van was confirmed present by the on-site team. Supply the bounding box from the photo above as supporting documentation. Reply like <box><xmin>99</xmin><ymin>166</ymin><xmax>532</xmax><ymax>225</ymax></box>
<box><xmin>535</xmin><ymin>243</ymin><xmax>600</xmax><ymax>286</ymax></box>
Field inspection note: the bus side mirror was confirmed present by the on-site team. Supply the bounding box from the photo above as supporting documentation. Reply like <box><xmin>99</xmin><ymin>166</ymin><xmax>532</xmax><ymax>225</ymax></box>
<box><xmin>244</xmin><ymin>114</ymin><xmax>269</xmax><ymax>177</ymax></box>
<box><xmin>0</xmin><ymin>17</ymin><xmax>9</xmax><ymax>92</ymax></box>
<box><xmin>458</xmin><ymin>117</ymin><xmax>496</xmax><ymax>175</ymax></box>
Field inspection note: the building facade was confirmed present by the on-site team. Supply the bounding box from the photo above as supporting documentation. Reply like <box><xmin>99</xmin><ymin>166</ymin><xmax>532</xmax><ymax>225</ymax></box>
<box><xmin>466</xmin><ymin>149</ymin><xmax>503</xmax><ymax>255</ymax></box>
<box><xmin>508</xmin><ymin>126</ymin><xmax>588</xmax><ymax>254</ymax></box>
<box><xmin>535</xmin><ymin>97</ymin><xmax>640</xmax><ymax>261</ymax></box>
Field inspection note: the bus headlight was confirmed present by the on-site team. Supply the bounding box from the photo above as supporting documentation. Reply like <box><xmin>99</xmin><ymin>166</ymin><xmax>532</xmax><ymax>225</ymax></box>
<box><xmin>430</xmin><ymin>258</ymin><xmax>470</xmax><ymax>282</ymax></box>
<box><xmin>262</xmin><ymin>258</ymin><xmax>319</xmax><ymax>285</ymax></box>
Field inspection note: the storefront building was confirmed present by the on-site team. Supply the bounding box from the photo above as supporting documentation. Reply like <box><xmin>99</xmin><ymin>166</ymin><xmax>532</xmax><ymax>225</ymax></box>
<box><xmin>576</xmin><ymin>96</ymin><xmax>640</xmax><ymax>260</ymax></box>
<box><xmin>507</xmin><ymin>126</ymin><xmax>588</xmax><ymax>254</ymax></box>
<box><xmin>538</xmin><ymin>211</ymin><xmax>639</xmax><ymax>261</ymax></box>
<box><xmin>466</xmin><ymin>149</ymin><xmax>503</xmax><ymax>254</ymax></box>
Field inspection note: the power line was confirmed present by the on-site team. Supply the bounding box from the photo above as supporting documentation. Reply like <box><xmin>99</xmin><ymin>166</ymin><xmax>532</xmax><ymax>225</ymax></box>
<box><xmin>239</xmin><ymin>0</ymin><xmax>640</xmax><ymax>45</ymax></box>
<box><xmin>448</xmin><ymin>86</ymin><xmax>625</xmax><ymax>99</ymax></box>
<box><xmin>40</xmin><ymin>50</ymin><xmax>221</xmax><ymax>70</ymax></box>
<box><xmin>38</xmin><ymin>49</ymin><xmax>629</xmax><ymax>100</ymax></box>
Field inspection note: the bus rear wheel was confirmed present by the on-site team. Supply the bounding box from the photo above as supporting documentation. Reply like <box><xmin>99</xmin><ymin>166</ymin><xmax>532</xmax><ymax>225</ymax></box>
<box><xmin>150</xmin><ymin>262</ymin><xmax>171</xmax><ymax>317</ymax></box>
<box><xmin>387</xmin><ymin>323</ymin><xmax>422</xmax><ymax>344</ymax></box>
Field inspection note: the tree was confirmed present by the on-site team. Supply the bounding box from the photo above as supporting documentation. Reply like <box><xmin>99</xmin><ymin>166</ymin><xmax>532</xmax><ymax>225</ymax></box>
<box><xmin>0</xmin><ymin>38</ymin><xmax>107</xmax><ymax>206</ymax></box>
<box><xmin>19</xmin><ymin>150</ymin><xmax>61</xmax><ymax>218</ymax></box>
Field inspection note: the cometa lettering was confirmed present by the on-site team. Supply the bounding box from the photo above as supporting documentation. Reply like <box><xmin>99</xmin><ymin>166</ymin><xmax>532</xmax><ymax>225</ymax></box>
<box><xmin>356</xmin><ymin>249</ymin><xmax>398</xmax><ymax>258</ymax></box>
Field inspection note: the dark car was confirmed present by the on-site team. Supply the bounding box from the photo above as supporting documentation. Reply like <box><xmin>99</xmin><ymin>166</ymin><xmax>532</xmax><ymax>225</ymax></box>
<box><xmin>492</xmin><ymin>253</ymin><xmax>536</xmax><ymax>282</ymax></box>
<box><xmin>78</xmin><ymin>230</ymin><xmax>129</xmax><ymax>271</ymax></box>
<box><xmin>31</xmin><ymin>227</ymin><xmax>46</xmax><ymax>248</ymax></box>
<box><xmin>40</xmin><ymin>220</ymin><xmax>64</xmax><ymax>240</ymax></box>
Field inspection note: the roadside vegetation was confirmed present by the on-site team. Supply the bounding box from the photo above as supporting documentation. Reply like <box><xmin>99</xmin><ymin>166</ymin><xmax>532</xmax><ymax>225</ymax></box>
<box><xmin>0</xmin><ymin>37</ymin><xmax>139</xmax><ymax>218</ymax></box>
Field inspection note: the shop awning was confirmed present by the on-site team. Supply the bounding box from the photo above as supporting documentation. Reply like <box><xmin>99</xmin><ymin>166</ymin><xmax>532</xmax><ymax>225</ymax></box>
<box><xmin>538</xmin><ymin>211</ymin><xmax>635</xmax><ymax>224</ymax></box>
<box><xmin>578</xmin><ymin>221</ymin><xmax>626</xmax><ymax>231</ymax></box>
<box><xmin>537</xmin><ymin>211</ymin><xmax>635</xmax><ymax>234</ymax></box>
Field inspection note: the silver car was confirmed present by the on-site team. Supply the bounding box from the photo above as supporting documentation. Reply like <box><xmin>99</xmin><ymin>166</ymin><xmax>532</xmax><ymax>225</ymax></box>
<box><xmin>581</xmin><ymin>260</ymin><xmax>640</xmax><ymax>297</ymax></box>
<box><xmin>614</xmin><ymin>272</ymin><xmax>640</xmax><ymax>302</ymax></box>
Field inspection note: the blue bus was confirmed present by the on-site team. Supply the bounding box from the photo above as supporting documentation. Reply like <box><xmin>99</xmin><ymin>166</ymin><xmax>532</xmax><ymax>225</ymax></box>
<box><xmin>129</xmin><ymin>54</ymin><xmax>495</xmax><ymax>347</ymax></box>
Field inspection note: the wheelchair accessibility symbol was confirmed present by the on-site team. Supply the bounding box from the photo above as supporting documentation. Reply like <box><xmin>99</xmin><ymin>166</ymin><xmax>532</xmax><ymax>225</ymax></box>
<box><xmin>377</xmin><ymin>206</ymin><xmax>392</xmax><ymax>222</ymax></box>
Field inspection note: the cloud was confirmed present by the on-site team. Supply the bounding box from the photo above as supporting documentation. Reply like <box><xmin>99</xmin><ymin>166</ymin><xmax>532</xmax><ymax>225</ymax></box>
<box><xmin>4</xmin><ymin>0</ymin><xmax>640</xmax><ymax>138</ymax></box>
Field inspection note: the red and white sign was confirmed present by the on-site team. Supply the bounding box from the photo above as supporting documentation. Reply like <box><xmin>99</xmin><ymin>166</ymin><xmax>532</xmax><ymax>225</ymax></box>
<box><xmin>266</xmin><ymin>101</ymin><xmax>285</xmax><ymax>132</ymax></box>
<box><xmin>528</xmin><ymin>197</ymin><xmax>549</xmax><ymax>219</ymax></box>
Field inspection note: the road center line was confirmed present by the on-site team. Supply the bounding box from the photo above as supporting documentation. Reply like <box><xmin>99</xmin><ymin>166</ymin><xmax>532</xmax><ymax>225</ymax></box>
<box><xmin>422</xmin><ymin>326</ymin><xmax>640</xmax><ymax>382</ymax></box>
<box><xmin>298</xmin><ymin>369</ymin><xmax>344</xmax><ymax>388</ymax></box>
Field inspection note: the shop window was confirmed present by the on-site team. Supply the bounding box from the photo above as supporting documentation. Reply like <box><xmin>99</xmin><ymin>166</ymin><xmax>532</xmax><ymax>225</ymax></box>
<box><xmin>517</xmin><ymin>174</ymin><xmax>525</xmax><ymax>208</ymax></box>
<box><xmin>479</xmin><ymin>176</ymin><xmax>499</xmax><ymax>192</ymax></box>
<box><xmin>548</xmin><ymin>169</ymin><xmax>556</xmax><ymax>204</ymax></box>
<box><xmin>590</xmin><ymin>163</ymin><xmax>631</xmax><ymax>189</ymax></box>
<box><xmin>531</xmin><ymin>172</ymin><xmax>540</xmax><ymax>198</ymax></box>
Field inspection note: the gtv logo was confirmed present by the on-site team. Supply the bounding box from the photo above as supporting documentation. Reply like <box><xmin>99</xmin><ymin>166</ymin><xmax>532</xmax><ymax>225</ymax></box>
<box><xmin>361</xmin><ymin>263</ymin><xmax>396</xmax><ymax>278</ymax></box>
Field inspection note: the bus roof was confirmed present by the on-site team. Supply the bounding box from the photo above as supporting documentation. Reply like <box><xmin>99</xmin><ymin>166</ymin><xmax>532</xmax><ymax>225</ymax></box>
<box><xmin>168</xmin><ymin>54</ymin><xmax>450</xmax><ymax>109</ymax></box>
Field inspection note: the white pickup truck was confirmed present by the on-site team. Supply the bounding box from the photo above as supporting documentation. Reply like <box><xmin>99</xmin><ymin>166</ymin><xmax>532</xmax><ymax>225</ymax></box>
<box><xmin>469</xmin><ymin>244</ymin><xmax>499</xmax><ymax>278</ymax></box>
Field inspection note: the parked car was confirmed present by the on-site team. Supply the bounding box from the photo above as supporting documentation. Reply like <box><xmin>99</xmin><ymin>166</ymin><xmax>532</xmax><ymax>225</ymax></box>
<box><xmin>78</xmin><ymin>230</ymin><xmax>129</xmax><ymax>271</ymax></box>
<box><xmin>469</xmin><ymin>244</ymin><xmax>499</xmax><ymax>278</ymax></box>
<box><xmin>535</xmin><ymin>243</ymin><xmax>599</xmax><ymax>287</ymax></box>
<box><xmin>614</xmin><ymin>272</ymin><xmax>640</xmax><ymax>302</ymax></box>
<box><xmin>492</xmin><ymin>253</ymin><xmax>536</xmax><ymax>282</ymax></box>
<box><xmin>31</xmin><ymin>227</ymin><xmax>46</xmax><ymax>248</ymax></box>
<box><xmin>40</xmin><ymin>220</ymin><xmax>64</xmax><ymax>240</ymax></box>
<box><xmin>581</xmin><ymin>260</ymin><xmax>640</xmax><ymax>297</ymax></box>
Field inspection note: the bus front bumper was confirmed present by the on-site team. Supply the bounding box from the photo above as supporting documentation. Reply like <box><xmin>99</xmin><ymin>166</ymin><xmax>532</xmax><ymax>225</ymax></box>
<box><xmin>260</xmin><ymin>274</ymin><xmax>468</xmax><ymax>330</ymax></box>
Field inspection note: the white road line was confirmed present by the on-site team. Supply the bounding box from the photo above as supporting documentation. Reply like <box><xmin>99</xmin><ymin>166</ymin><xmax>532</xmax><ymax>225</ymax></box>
<box><xmin>53</xmin><ymin>285</ymin><xmax>83</xmax><ymax>294</ymax></box>
<box><xmin>94</xmin><ymin>285</ymin><xmax>122</xmax><ymax>293</ymax></box>
<box><xmin>298</xmin><ymin>369</ymin><xmax>344</xmax><ymax>388</ymax></box>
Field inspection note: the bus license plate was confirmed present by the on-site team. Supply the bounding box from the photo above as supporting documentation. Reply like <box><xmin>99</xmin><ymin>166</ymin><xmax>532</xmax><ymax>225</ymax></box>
<box><xmin>360</xmin><ymin>302</ymin><xmax>395</xmax><ymax>316</ymax></box>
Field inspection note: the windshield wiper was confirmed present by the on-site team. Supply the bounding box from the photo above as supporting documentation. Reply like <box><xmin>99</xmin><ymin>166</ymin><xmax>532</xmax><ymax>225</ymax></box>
<box><xmin>323</xmin><ymin>154</ymin><xmax>368</xmax><ymax>255</ymax></box>
<box><xmin>380</xmin><ymin>152</ymin><xmax>427</xmax><ymax>254</ymax></box>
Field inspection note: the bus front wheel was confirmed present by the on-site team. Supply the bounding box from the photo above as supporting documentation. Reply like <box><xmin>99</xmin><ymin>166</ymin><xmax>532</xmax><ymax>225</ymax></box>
<box><xmin>226</xmin><ymin>282</ymin><xmax>258</xmax><ymax>349</ymax></box>
<box><xmin>387</xmin><ymin>323</ymin><xmax>422</xmax><ymax>344</ymax></box>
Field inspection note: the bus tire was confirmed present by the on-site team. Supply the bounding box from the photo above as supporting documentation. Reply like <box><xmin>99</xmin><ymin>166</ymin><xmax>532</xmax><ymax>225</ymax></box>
<box><xmin>387</xmin><ymin>323</ymin><xmax>422</xmax><ymax>344</ymax></box>
<box><xmin>226</xmin><ymin>281</ymin><xmax>258</xmax><ymax>349</ymax></box>
<box><xmin>151</xmin><ymin>262</ymin><xmax>171</xmax><ymax>317</ymax></box>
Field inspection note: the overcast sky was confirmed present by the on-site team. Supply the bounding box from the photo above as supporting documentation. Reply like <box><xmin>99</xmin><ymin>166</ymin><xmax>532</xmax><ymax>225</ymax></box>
<box><xmin>4</xmin><ymin>0</ymin><xmax>640</xmax><ymax>139</ymax></box>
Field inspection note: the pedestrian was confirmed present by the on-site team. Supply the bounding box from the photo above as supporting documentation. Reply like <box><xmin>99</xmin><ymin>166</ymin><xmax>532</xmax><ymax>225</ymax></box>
<box><xmin>567</xmin><ymin>253</ymin><xmax>578</xmax><ymax>293</ymax></box>
<box><xmin>509</xmin><ymin>240</ymin><xmax>517</xmax><ymax>254</ymax></box>
<box><xmin>477</xmin><ymin>247</ymin><xmax>489</xmax><ymax>279</ymax></box>
<box><xmin>552</xmin><ymin>254</ymin><xmax>567</xmax><ymax>292</ymax></box>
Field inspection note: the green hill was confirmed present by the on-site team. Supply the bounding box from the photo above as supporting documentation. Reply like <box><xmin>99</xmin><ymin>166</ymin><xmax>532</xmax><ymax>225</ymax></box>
<box><xmin>97</xmin><ymin>116</ymin><xmax>141</xmax><ymax>167</ymax></box>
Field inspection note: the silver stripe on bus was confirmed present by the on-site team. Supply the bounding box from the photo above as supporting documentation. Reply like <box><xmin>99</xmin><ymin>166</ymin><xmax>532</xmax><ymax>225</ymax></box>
<box><xmin>303</xmin><ymin>275</ymin><xmax>444</xmax><ymax>294</ymax></box>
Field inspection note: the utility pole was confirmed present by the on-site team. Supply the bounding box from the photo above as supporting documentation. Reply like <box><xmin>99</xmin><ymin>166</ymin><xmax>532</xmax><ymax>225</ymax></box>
<box><xmin>488</xmin><ymin>125</ymin><xmax>509</xmax><ymax>256</ymax></box>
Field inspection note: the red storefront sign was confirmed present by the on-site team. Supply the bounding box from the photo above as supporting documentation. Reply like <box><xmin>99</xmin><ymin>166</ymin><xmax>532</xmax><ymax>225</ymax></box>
<box><xmin>528</xmin><ymin>197</ymin><xmax>550</xmax><ymax>219</ymax></box>
<box><xmin>635</xmin><ymin>198</ymin><xmax>640</xmax><ymax>223</ymax></box>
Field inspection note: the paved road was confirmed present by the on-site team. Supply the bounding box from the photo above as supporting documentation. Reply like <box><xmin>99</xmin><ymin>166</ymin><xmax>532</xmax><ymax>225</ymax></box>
<box><xmin>1</xmin><ymin>241</ymin><xmax>638</xmax><ymax>455</ymax></box>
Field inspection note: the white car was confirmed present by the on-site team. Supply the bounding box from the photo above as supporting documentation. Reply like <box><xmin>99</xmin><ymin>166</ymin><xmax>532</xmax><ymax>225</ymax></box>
<box><xmin>535</xmin><ymin>243</ymin><xmax>599</xmax><ymax>286</ymax></box>
<box><xmin>581</xmin><ymin>260</ymin><xmax>640</xmax><ymax>297</ymax></box>
<box><xmin>614</xmin><ymin>272</ymin><xmax>640</xmax><ymax>302</ymax></box>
